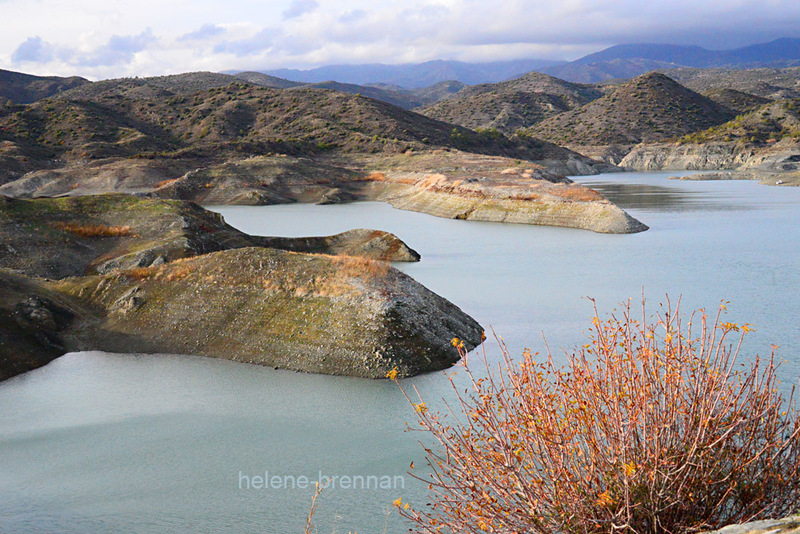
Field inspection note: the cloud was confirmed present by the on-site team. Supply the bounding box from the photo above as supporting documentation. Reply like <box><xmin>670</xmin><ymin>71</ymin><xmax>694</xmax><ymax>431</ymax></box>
<box><xmin>214</xmin><ymin>28</ymin><xmax>278</xmax><ymax>56</ymax></box>
<box><xmin>10</xmin><ymin>30</ymin><xmax>155</xmax><ymax>68</ymax></box>
<box><xmin>282</xmin><ymin>0</ymin><xmax>319</xmax><ymax>20</ymax></box>
<box><xmin>339</xmin><ymin>10</ymin><xmax>366</xmax><ymax>23</ymax></box>
<box><xmin>11</xmin><ymin>36</ymin><xmax>57</xmax><ymax>63</ymax></box>
<box><xmin>4</xmin><ymin>0</ymin><xmax>800</xmax><ymax>79</ymax></box>
<box><xmin>178</xmin><ymin>24</ymin><xmax>226</xmax><ymax>42</ymax></box>
<box><xmin>77</xmin><ymin>30</ymin><xmax>156</xmax><ymax>66</ymax></box>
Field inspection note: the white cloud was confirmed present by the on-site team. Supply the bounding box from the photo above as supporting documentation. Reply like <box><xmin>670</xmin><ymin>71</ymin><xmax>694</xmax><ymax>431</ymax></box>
<box><xmin>178</xmin><ymin>24</ymin><xmax>226</xmax><ymax>42</ymax></box>
<box><xmin>11</xmin><ymin>30</ymin><xmax>156</xmax><ymax>69</ymax></box>
<box><xmin>282</xmin><ymin>0</ymin><xmax>319</xmax><ymax>20</ymax></box>
<box><xmin>1</xmin><ymin>0</ymin><xmax>799</xmax><ymax>79</ymax></box>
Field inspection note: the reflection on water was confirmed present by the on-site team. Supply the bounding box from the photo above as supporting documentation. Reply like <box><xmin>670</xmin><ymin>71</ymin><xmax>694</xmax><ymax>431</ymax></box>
<box><xmin>2</xmin><ymin>172</ymin><xmax>800</xmax><ymax>533</ymax></box>
<box><xmin>574</xmin><ymin>171</ymin><xmax>752</xmax><ymax>212</ymax></box>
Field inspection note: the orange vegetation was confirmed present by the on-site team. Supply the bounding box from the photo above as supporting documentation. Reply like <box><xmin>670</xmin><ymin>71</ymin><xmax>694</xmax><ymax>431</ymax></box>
<box><xmin>549</xmin><ymin>185</ymin><xmax>604</xmax><ymax>202</ymax></box>
<box><xmin>55</xmin><ymin>222</ymin><xmax>134</xmax><ymax>237</ymax></box>
<box><xmin>395</xmin><ymin>298</ymin><xmax>800</xmax><ymax>534</ymax></box>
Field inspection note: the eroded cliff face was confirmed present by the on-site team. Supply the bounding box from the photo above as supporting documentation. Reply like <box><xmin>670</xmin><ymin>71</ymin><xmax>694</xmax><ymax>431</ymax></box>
<box><xmin>614</xmin><ymin>141</ymin><xmax>800</xmax><ymax>176</ymax></box>
<box><xmin>363</xmin><ymin>170</ymin><xmax>647</xmax><ymax>233</ymax></box>
<box><xmin>0</xmin><ymin>195</ymin><xmax>479</xmax><ymax>381</ymax></box>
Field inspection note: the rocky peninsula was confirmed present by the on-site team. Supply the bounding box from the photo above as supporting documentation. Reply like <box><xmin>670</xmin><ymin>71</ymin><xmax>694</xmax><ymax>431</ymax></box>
<box><xmin>0</xmin><ymin>194</ymin><xmax>482</xmax><ymax>381</ymax></box>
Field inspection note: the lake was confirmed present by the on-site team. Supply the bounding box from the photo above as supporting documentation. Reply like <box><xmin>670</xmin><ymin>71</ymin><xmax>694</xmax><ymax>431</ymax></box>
<box><xmin>1</xmin><ymin>172</ymin><xmax>799</xmax><ymax>533</ymax></box>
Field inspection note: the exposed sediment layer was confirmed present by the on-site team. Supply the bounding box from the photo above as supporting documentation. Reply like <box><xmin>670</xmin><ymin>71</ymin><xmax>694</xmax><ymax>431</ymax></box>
<box><xmin>0</xmin><ymin>152</ymin><xmax>647</xmax><ymax>234</ymax></box>
<box><xmin>0</xmin><ymin>195</ymin><xmax>478</xmax><ymax>381</ymax></box>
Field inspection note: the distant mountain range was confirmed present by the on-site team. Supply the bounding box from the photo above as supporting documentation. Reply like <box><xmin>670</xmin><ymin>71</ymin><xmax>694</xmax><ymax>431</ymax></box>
<box><xmin>542</xmin><ymin>38</ymin><xmax>800</xmax><ymax>82</ymax></box>
<box><xmin>240</xmin><ymin>38</ymin><xmax>800</xmax><ymax>87</ymax></box>
<box><xmin>254</xmin><ymin>59</ymin><xmax>565</xmax><ymax>88</ymax></box>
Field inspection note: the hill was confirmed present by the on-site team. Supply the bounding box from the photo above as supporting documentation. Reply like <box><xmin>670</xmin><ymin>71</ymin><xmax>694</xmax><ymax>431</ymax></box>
<box><xmin>0</xmin><ymin>72</ymin><xmax>643</xmax><ymax>235</ymax></box>
<box><xmin>700</xmin><ymin>88</ymin><xmax>771</xmax><ymax>114</ymax></box>
<box><xmin>232</xmin><ymin>73</ymin><xmax>461</xmax><ymax>110</ymax></box>
<box><xmin>290</xmin><ymin>80</ymin><xmax>422</xmax><ymax>110</ymax></box>
<box><xmin>52</xmin><ymin>71</ymin><xmax>247</xmax><ymax>101</ymax></box>
<box><xmin>542</xmin><ymin>58</ymin><xmax>682</xmax><ymax>84</ymax></box>
<box><xmin>261</xmin><ymin>58</ymin><xmax>565</xmax><ymax>88</ymax></box>
<box><xmin>419</xmin><ymin>72</ymin><xmax>603</xmax><ymax>134</ymax></box>
<box><xmin>658</xmin><ymin>67</ymin><xmax>800</xmax><ymax>100</ymax></box>
<box><xmin>0</xmin><ymin>74</ymin><xmax>575</xmax><ymax>176</ymax></box>
<box><xmin>0</xmin><ymin>68</ymin><xmax>89</xmax><ymax>104</ymax></box>
<box><xmin>528</xmin><ymin>73</ymin><xmax>735</xmax><ymax>146</ymax></box>
<box><xmin>542</xmin><ymin>38</ymin><xmax>800</xmax><ymax>83</ymax></box>
<box><xmin>680</xmin><ymin>99</ymin><xmax>800</xmax><ymax>145</ymax></box>
<box><xmin>232</xmin><ymin>71</ymin><xmax>304</xmax><ymax>89</ymax></box>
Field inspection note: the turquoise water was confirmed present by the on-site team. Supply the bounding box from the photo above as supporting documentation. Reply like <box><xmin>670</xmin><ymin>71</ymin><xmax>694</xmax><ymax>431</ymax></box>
<box><xmin>1</xmin><ymin>172</ymin><xmax>799</xmax><ymax>533</ymax></box>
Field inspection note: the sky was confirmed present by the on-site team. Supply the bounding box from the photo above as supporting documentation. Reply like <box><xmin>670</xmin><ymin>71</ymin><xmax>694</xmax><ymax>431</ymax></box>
<box><xmin>1</xmin><ymin>0</ymin><xmax>800</xmax><ymax>80</ymax></box>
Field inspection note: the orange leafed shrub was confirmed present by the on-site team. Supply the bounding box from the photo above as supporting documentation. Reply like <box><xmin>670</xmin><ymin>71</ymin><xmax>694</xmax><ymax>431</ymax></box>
<box><xmin>395</xmin><ymin>298</ymin><xmax>800</xmax><ymax>534</ymax></box>
<box><xmin>55</xmin><ymin>222</ymin><xmax>133</xmax><ymax>237</ymax></box>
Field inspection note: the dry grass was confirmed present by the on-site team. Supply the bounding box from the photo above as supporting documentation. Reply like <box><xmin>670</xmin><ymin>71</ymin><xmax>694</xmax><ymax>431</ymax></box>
<box><xmin>365</xmin><ymin>171</ymin><xmax>387</xmax><ymax>181</ymax></box>
<box><xmin>549</xmin><ymin>185</ymin><xmax>604</xmax><ymax>202</ymax></box>
<box><xmin>329</xmin><ymin>255</ymin><xmax>390</xmax><ymax>279</ymax></box>
<box><xmin>55</xmin><ymin>222</ymin><xmax>133</xmax><ymax>237</ymax></box>
<box><xmin>124</xmin><ymin>266</ymin><xmax>155</xmax><ymax>280</ymax></box>
<box><xmin>154</xmin><ymin>178</ymin><xmax>181</xmax><ymax>189</ymax></box>
<box><xmin>161</xmin><ymin>265</ymin><xmax>193</xmax><ymax>282</ymax></box>
<box><xmin>123</xmin><ymin>262</ymin><xmax>193</xmax><ymax>282</ymax></box>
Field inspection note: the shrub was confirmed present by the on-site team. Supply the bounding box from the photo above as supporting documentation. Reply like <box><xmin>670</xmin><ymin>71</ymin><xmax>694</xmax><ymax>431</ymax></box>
<box><xmin>394</xmin><ymin>298</ymin><xmax>800</xmax><ymax>534</ymax></box>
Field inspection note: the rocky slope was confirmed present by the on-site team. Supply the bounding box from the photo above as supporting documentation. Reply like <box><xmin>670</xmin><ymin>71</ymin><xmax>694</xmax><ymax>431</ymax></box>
<box><xmin>356</xmin><ymin>152</ymin><xmax>646</xmax><ymax>233</ymax></box>
<box><xmin>700</xmin><ymin>88</ymin><xmax>771</xmax><ymax>114</ymax></box>
<box><xmin>0</xmin><ymin>149</ymin><xmax>640</xmax><ymax>233</ymax></box>
<box><xmin>618</xmin><ymin>141</ymin><xmax>799</xmax><ymax>171</ymax></box>
<box><xmin>0</xmin><ymin>195</ymin><xmax>480</xmax><ymax>381</ymax></box>
<box><xmin>0</xmin><ymin>269</ymin><xmax>95</xmax><ymax>381</ymax></box>
<box><xmin>53</xmin><ymin>247</ymin><xmax>480</xmax><ymax>379</ymax></box>
<box><xmin>619</xmin><ymin>99</ymin><xmax>800</xmax><ymax>178</ymax></box>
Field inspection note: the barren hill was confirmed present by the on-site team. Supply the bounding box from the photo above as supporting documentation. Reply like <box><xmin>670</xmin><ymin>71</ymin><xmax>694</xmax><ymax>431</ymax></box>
<box><xmin>528</xmin><ymin>73</ymin><xmax>736</xmax><ymax>146</ymax></box>
<box><xmin>0</xmin><ymin>68</ymin><xmax>89</xmax><ymax>104</ymax></box>
<box><xmin>0</xmin><ymin>76</ymin><xmax>579</xmax><ymax>176</ymax></box>
<box><xmin>419</xmin><ymin>72</ymin><xmax>603</xmax><ymax>133</ymax></box>
<box><xmin>680</xmin><ymin>99</ymin><xmax>800</xmax><ymax>145</ymax></box>
<box><xmin>700</xmin><ymin>88</ymin><xmax>771</xmax><ymax>114</ymax></box>
<box><xmin>659</xmin><ymin>67</ymin><xmax>800</xmax><ymax>100</ymax></box>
